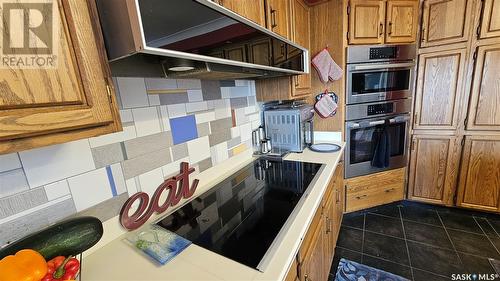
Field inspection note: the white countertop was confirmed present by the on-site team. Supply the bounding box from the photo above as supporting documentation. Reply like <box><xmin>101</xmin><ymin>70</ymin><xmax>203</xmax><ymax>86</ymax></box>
<box><xmin>82</xmin><ymin>142</ymin><xmax>345</xmax><ymax>281</ymax></box>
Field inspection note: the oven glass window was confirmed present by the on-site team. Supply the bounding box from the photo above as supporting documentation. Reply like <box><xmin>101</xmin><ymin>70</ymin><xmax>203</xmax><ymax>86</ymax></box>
<box><xmin>351</xmin><ymin>69</ymin><xmax>410</xmax><ymax>94</ymax></box>
<box><xmin>349</xmin><ymin>122</ymin><xmax>406</xmax><ymax>164</ymax></box>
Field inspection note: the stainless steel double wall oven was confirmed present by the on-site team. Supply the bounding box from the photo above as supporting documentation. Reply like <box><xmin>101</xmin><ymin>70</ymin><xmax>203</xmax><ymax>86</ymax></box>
<box><xmin>345</xmin><ymin>45</ymin><xmax>416</xmax><ymax>178</ymax></box>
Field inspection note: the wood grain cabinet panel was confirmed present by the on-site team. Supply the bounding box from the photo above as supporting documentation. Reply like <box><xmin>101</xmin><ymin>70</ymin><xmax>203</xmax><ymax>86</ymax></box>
<box><xmin>467</xmin><ymin>44</ymin><xmax>500</xmax><ymax>131</ymax></box>
<box><xmin>414</xmin><ymin>49</ymin><xmax>466</xmax><ymax>130</ymax></box>
<box><xmin>291</xmin><ymin>0</ymin><xmax>311</xmax><ymax>97</ymax></box>
<box><xmin>457</xmin><ymin>136</ymin><xmax>500</xmax><ymax>212</ymax></box>
<box><xmin>479</xmin><ymin>0</ymin><xmax>500</xmax><ymax>39</ymax></box>
<box><xmin>408</xmin><ymin>135</ymin><xmax>461</xmax><ymax>205</ymax></box>
<box><xmin>215</xmin><ymin>0</ymin><xmax>266</xmax><ymax>26</ymax></box>
<box><xmin>420</xmin><ymin>0</ymin><xmax>473</xmax><ymax>47</ymax></box>
<box><xmin>300</xmin><ymin>221</ymin><xmax>326</xmax><ymax>281</ymax></box>
<box><xmin>267</xmin><ymin>0</ymin><xmax>291</xmax><ymax>39</ymax></box>
<box><xmin>0</xmin><ymin>0</ymin><xmax>120</xmax><ymax>154</ymax></box>
<box><xmin>348</xmin><ymin>0</ymin><xmax>386</xmax><ymax>44</ymax></box>
<box><xmin>385</xmin><ymin>0</ymin><xmax>419</xmax><ymax>43</ymax></box>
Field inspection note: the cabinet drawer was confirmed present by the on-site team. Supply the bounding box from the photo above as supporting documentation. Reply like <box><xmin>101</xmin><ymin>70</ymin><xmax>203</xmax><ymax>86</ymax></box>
<box><xmin>345</xmin><ymin>168</ymin><xmax>405</xmax><ymax>212</ymax></box>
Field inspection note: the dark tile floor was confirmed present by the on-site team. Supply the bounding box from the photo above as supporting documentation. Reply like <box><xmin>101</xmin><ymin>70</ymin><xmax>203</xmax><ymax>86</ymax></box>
<box><xmin>329</xmin><ymin>200</ymin><xmax>500</xmax><ymax>281</ymax></box>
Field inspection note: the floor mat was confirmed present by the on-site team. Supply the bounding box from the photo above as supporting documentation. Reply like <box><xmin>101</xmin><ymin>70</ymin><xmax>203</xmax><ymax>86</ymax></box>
<box><xmin>335</xmin><ymin>258</ymin><xmax>410</xmax><ymax>281</ymax></box>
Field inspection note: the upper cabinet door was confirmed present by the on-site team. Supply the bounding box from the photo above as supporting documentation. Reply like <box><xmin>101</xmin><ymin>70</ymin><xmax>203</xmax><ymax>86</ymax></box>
<box><xmin>267</xmin><ymin>0</ymin><xmax>291</xmax><ymax>39</ymax></box>
<box><xmin>479</xmin><ymin>0</ymin><xmax>500</xmax><ymax>39</ymax></box>
<box><xmin>457</xmin><ymin>135</ymin><xmax>500</xmax><ymax>213</ymax></box>
<box><xmin>385</xmin><ymin>0</ymin><xmax>419</xmax><ymax>43</ymax></box>
<box><xmin>216</xmin><ymin>0</ymin><xmax>266</xmax><ymax>26</ymax></box>
<box><xmin>291</xmin><ymin>0</ymin><xmax>311</xmax><ymax>97</ymax></box>
<box><xmin>421</xmin><ymin>0</ymin><xmax>473</xmax><ymax>47</ymax></box>
<box><xmin>0</xmin><ymin>0</ymin><xmax>119</xmax><ymax>154</ymax></box>
<box><xmin>408</xmin><ymin>135</ymin><xmax>461</xmax><ymax>206</ymax></box>
<box><xmin>467</xmin><ymin>44</ymin><xmax>500</xmax><ymax>131</ymax></box>
<box><xmin>349</xmin><ymin>0</ymin><xmax>386</xmax><ymax>44</ymax></box>
<box><xmin>414</xmin><ymin>49</ymin><xmax>466</xmax><ymax>130</ymax></box>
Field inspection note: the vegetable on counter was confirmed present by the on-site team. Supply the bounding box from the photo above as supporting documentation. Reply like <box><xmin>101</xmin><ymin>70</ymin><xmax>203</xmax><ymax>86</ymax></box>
<box><xmin>41</xmin><ymin>255</ymin><xmax>80</xmax><ymax>281</ymax></box>
<box><xmin>0</xmin><ymin>249</ymin><xmax>48</xmax><ymax>281</ymax></box>
<box><xmin>0</xmin><ymin>216</ymin><xmax>103</xmax><ymax>260</ymax></box>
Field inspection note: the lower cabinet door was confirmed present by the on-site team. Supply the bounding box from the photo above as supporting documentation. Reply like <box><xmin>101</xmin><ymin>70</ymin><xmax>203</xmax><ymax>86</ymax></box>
<box><xmin>457</xmin><ymin>135</ymin><xmax>500</xmax><ymax>212</ymax></box>
<box><xmin>301</xmin><ymin>221</ymin><xmax>326</xmax><ymax>281</ymax></box>
<box><xmin>408</xmin><ymin>135</ymin><xmax>462</xmax><ymax>206</ymax></box>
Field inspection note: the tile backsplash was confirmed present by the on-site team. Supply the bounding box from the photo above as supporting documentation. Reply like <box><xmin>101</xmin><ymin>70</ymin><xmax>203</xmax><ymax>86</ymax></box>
<box><xmin>0</xmin><ymin>78</ymin><xmax>261</xmax><ymax>247</ymax></box>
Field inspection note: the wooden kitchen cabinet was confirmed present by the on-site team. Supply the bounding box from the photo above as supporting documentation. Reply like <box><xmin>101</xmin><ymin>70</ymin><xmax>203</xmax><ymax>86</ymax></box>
<box><xmin>408</xmin><ymin>135</ymin><xmax>462</xmax><ymax>206</ymax></box>
<box><xmin>385</xmin><ymin>0</ymin><xmax>419</xmax><ymax>43</ymax></box>
<box><xmin>420</xmin><ymin>0</ymin><xmax>473</xmax><ymax>47</ymax></box>
<box><xmin>348</xmin><ymin>0</ymin><xmax>386</xmax><ymax>44</ymax></box>
<box><xmin>291</xmin><ymin>0</ymin><xmax>312</xmax><ymax>97</ymax></box>
<box><xmin>413</xmin><ymin>48</ymin><xmax>467</xmax><ymax>130</ymax></box>
<box><xmin>214</xmin><ymin>0</ymin><xmax>266</xmax><ymax>26</ymax></box>
<box><xmin>267</xmin><ymin>0</ymin><xmax>291</xmax><ymax>39</ymax></box>
<box><xmin>479</xmin><ymin>0</ymin><xmax>500</xmax><ymax>39</ymax></box>
<box><xmin>466</xmin><ymin>43</ymin><xmax>500</xmax><ymax>131</ymax></box>
<box><xmin>300</xmin><ymin>221</ymin><xmax>326</xmax><ymax>281</ymax></box>
<box><xmin>345</xmin><ymin>168</ymin><xmax>405</xmax><ymax>213</ymax></box>
<box><xmin>457</xmin><ymin>135</ymin><xmax>500</xmax><ymax>213</ymax></box>
<box><xmin>0</xmin><ymin>0</ymin><xmax>121</xmax><ymax>154</ymax></box>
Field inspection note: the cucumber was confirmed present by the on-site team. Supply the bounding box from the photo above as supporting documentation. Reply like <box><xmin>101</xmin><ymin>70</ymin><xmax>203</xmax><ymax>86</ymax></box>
<box><xmin>0</xmin><ymin>216</ymin><xmax>103</xmax><ymax>260</ymax></box>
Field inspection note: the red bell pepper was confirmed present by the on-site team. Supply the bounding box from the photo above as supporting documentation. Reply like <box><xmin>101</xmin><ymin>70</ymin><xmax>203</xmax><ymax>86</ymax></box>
<box><xmin>41</xmin><ymin>256</ymin><xmax>80</xmax><ymax>281</ymax></box>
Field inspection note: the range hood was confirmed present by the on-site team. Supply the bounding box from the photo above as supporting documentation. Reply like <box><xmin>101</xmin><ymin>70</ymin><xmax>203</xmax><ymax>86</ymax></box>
<box><xmin>96</xmin><ymin>0</ymin><xmax>309</xmax><ymax>80</ymax></box>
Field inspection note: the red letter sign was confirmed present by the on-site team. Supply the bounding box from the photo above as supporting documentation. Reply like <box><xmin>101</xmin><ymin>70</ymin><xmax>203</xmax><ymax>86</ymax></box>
<box><xmin>120</xmin><ymin>162</ymin><xmax>199</xmax><ymax>230</ymax></box>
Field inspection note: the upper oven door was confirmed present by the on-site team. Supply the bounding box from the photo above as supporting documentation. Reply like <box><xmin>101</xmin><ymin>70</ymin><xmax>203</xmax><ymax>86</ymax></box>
<box><xmin>347</xmin><ymin>62</ymin><xmax>415</xmax><ymax>105</ymax></box>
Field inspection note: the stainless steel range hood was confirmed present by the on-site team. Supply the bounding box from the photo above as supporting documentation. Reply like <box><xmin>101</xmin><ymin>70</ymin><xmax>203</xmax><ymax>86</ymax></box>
<box><xmin>95</xmin><ymin>0</ymin><xmax>309</xmax><ymax>80</ymax></box>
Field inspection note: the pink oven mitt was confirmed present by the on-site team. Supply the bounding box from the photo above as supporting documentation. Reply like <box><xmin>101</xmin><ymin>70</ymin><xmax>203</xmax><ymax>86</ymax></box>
<box><xmin>314</xmin><ymin>93</ymin><xmax>338</xmax><ymax>118</ymax></box>
<box><xmin>312</xmin><ymin>48</ymin><xmax>343</xmax><ymax>83</ymax></box>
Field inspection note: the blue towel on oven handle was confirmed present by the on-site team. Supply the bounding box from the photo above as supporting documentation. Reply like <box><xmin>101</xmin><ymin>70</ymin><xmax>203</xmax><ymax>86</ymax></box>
<box><xmin>371</xmin><ymin>120</ymin><xmax>391</xmax><ymax>168</ymax></box>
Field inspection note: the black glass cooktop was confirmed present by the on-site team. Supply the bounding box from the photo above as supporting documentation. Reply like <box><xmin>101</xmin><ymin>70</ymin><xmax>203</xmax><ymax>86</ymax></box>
<box><xmin>157</xmin><ymin>158</ymin><xmax>323</xmax><ymax>270</ymax></box>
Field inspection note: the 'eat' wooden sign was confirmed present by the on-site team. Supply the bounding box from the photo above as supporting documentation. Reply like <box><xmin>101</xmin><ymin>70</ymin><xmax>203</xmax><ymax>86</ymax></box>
<box><xmin>120</xmin><ymin>162</ymin><xmax>199</xmax><ymax>230</ymax></box>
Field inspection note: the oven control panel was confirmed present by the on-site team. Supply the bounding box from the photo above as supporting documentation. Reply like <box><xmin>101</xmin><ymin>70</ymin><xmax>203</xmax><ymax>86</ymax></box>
<box><xmin>369</xmin><ymin>46</ymin><xmax>397</xmax><ymax>60</ymax></box>
<box><xmin>367</xmin><ymin>103</ymin><xmax>394</xmax><ymax>115</ymax></box>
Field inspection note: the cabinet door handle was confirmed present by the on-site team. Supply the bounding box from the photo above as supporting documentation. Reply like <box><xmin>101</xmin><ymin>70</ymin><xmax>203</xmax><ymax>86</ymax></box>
<box><xmin>305</xmin><ymin>274</ymin><xmax>312</xmax><ymax>281</ymax></box>
<box><xmin>355</xmin><ymin>194</ymin><xmax>367</xmax><ymax>200</ymax></box>
<box><xmin>336</xmin><ymin>190</ymin><xmax>340</xmax><ymax>204</ymax></box>
<box><xmin>421</xmin><ymin>28</ymin><xmax>425</xmax><ymax>42</ymax></box>
<box><xmin>295</xmin><ymin>77</ymin><xmax>299</xmax><ymax>87</ymax></box>
<box><xmin>388</xmin><ymin>22</ymin><xmax>392</xmax><ymax>35</ymax></box>
<box><xmin>326</xmin><ymin>217</ymin><xmax>331</xmax><ymax>233</ymax></box>
<box><xmin>385</xmin><ymin>188</ymin><xmax>395</xmax><ymax>193</ymax></box>
<box><xmin>379</xmin><ymin>22</ymin><xmax>384</xmax><ymax>36</ymax></box>
<box><xmin>271</xmin><ymin>9</ymin><xmax>277</xmax><ymax>28</ymax></box>
<box><xmin>414</xmin><ymin>112</ymin><xmax>418</xmax><ymax>125</ymax></box>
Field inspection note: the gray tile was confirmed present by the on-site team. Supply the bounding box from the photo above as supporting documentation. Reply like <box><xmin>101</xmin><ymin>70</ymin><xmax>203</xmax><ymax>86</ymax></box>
<box><xmin>208</xmin><ymin>129</ymin><xmax>232</xmax><ymax>147</ymax></box>
<box><xmin>0</xmin><ymin>169</ymin><xmax>29</xmax><ymax>198</ymax></box>
<box><xmin>198</xmin><ymin>158</ymin><xmax>213</xmax><ymax>172</ymax></box>
<box><xmin>73</xmin><ymin>193</ymin><xmax>128</xmax><ymax>222</ymax></box>
<box><xmin>201</xmin><ymin>80</ymin><xmax>222</xmax><ymax>100</ymax></box>
<box><xmin>230</xmin><ymin>97</ymin><xmax>248</xmax><ymax>109</ymax></box>
<box><xmin>159</xmin><ymin>93</ymin><xmax>189</xmax><ymax>105</ymax></box>
<box><xmin>210</xmin><ymin>117</ymin><xmax>233</xmax><ymax>131</ymax></box>
<box><xmin>91</xmin><ymin>143</ymin><xmax>125</xmax><ymax>168</ymax></box>
<box><xmin>197</xmin><ymin>122</ymin><xmax>211</xmax><ymax>137</ymax></box>
<box><xmin>227</xmin><ymin>137</ymin><xmax>241</xmax><ymax>149</ymax></box>
<box><xmin>0</xmin><ymin>187</ymin><xmax>48</xmax><ymax>219</ymax></box>
<box><xmin>220</xmin><ymin>80</ymin><xmax>236</xmax><ymax>87</ymax></box>
<box><xmin>124</xmin><ymin>132</ymin><xmax>173</xmax><ymax>159</ymax></box>
<box><xmin>171</xmin><ymin>143</ymin><xmax>188</xmax><ymax>161</ymax></box>
<box><xmin>247</xmin><ymin>96</ymin><xmax>256</xmax><ymax>106</ymax></box>
<box><xmin>122</xmin><ymin>148</ymin><xmax>172</xmax><ymax>179</ymax></box>
<box><xmin>0</xmin><ymin>198</ymin><xmax>76</xmax><ymax>246</ymax></box>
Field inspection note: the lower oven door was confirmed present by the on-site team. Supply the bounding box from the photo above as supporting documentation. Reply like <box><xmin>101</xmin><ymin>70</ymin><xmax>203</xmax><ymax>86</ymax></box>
<box><xmin>345</xmin><ymin>114</ymin><xmax>410</xmax><ymax>178</ymax></box>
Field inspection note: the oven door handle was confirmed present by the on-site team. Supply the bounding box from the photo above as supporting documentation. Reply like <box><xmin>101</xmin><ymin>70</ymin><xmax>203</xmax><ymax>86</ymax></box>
<box><xmin>349</xmin><ymin>62</ymin><xmax>415</xmax><ymax>71</ymax></box>
<box><xmin>348</xmin><ymin>116</ymin><xmax>410</xmax><ymax>129</ymax></box>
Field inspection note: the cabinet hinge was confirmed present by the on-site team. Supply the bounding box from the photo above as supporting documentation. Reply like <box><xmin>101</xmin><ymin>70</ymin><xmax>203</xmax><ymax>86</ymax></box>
<box><xmin>464</xmin><ymin>116</ymin><xmax>469</xmax><ymax>127</ymax></box>
<box><xmin>347</xmin><ymin>4</ymin><xmax>350</xmax><ymax>15</ymax></box>
<box><xmin>346</xmin><ymin>31</ymin><xmax>349</xmax><ymax>40</ymax></box>
<box><xmin>472</xmin><ymin>48</ymin><xmax>478</xmax><ymax>62</ymax></box>
<box><xmin>476</xmin><ymin>24</ymin><xmax>482</xmax><ymax>38</ymax></box>
<box><xmin>461</xmin><ymin>136</ymin><xmax>466</xmax><ymax>146</ymax></box>
<box><xmin>410</xmin><ymin>138</ymin><xmax>416</xmax><ymax>151</ymax></box>
<box><xmin>106</xmin><ymin>83</ymin><xmax>113</xmax><ymax>104</ymax></box>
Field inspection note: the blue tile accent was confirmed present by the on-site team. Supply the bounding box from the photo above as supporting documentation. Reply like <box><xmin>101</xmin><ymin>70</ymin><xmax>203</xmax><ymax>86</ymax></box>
<box><xmin>106</xmin><ymin>166</ymin><xmax>118</xmax><ymax>197</ymax></box>
<box><xmin>170</xmin><ymin>115</ymin><xmax>198</xmax><ymax>145</ymax></box>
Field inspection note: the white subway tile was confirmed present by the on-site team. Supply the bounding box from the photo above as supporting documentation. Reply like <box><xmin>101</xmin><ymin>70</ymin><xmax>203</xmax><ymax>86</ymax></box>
<box><xmin>230</xmin><ymin>127</ymin><xmax>240</xmax><ymax>138</ymax></box>
<box><xmin>158</xmin><ymin>106</ymin><xmax>171</xmax><ymax>131</ymax></box>
<box><xmin>0</xmin><ymin>153</ymin><xmax>21</xmax><ymax>173</ymax></box>
<box><xmin>161</xmin><ymin>157</ymin><xmax>189</xmax><ymax>178</ymax></box>
<box><xmin>20</xmin><ymin>139</ymin><xmax>95</xmax><ymax>188</ymax></box>
<box><xmin>68</xmin><ymin>168</ymin><xmax>113</xmax><ymax>211</ymax></box>
<box><xmin>138</xmin><ymin>168</ymin><xmax>164</xmax><ymax>196</ymax></box>
<box><xmin>187</xmin><ymin>89</ymin><xmax>203</xmax><ymax>102</ymax></box>
<box><xmin>110</xmin><ymin>163</ymin><xmax>127</xmax><ymax>195</ymax></box>
<box><xmin>88</xmin><ymin>125</ymin><xmax>136</xmax><ymax>147</ymax></box>
<box><xmin>132</xmin><ymin>107</ymin><xmax>162</xmax><ymax>137</ymax></box>
<box><xmin>116</xmin><ymin>77</ymin><xmax>149</xmax><ymax>109</ymax></box>
<box><xmin>187</xmin><ymin>136</ymin><xmax>210</xmax><ymax>163</ymax></box>
<box><xmin>167</xmin><ymin>104</ymin><xmax>186</xmax><ymax>118</ymax></box>
<box><xmin>44</xmin><ymin>180</ymin><xmax>70</xmax><ymax>201</ymax></box>
<box><xmin>119</xmin><ymin>109</ymin><xmax>133</xmax><ymax>123</ymax></box>
<box><xmin>148</xmin><ymin>94</ymin><xmax>161</xmax><ymax>106</ymax></box>
<box><xmin>240</xmin><ymin>123</ymin><xmax>252</xmax><ymax>141</ymax></box>
<box><xmin>125</xmin><ymin>178</ymin><xmax>138</xmax><ymax>196</ymax></box>
<box><xmin>186</xmin><ymin>101</ymin><xmax>208</xmax><ymax>113</ymax></box>
<box><xmin>195</xmin><ymin>111</ymin><xmax>216</xmax><ymax>124</ymax></box>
